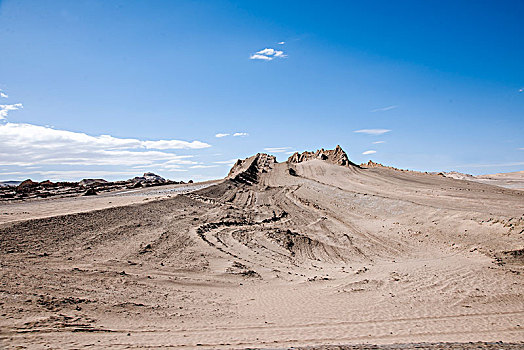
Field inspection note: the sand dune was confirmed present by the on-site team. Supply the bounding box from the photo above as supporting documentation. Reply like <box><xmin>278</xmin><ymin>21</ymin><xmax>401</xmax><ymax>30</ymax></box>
<box><xmin>1</xmin><ymin>147</ymin><xmax>523</xmax><ymax>349</ymax></box>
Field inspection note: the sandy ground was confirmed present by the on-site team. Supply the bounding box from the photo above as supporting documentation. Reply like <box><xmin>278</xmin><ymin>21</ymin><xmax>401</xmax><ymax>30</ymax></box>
<box><xmin>475</xmin><ymin>171</ymin><xmax>524</xmax><ymax>191</ymax></box>
<box><xmin>0</xmin><ymin>180</ymin><xmax>219</xmax><ymax>224</ymax></box>
<box><xmin>444</xmin><ymin>170</ymin><xmax>524</xmax><ymax>191</ymax></box>
<box><xmin>1</xmin><ymin>160</ymin><xmax>523</xmax><ymax>349</ymax></box>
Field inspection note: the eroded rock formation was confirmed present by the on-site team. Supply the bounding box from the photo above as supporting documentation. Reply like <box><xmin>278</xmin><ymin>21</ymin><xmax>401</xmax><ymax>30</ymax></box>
<box><xmin>288</xmin><ymin>145</ymin><xmax>359</xmax><ymax>168</ymax></box>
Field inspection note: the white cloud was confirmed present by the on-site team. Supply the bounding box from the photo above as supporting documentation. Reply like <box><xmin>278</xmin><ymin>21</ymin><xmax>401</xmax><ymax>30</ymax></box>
<box><xmin>264</xmin><ymin>147</ymin><xmax>291</xmax><ymax>153</ymax></box>
<box><xmin>285</xmin><ymin>151</ymin><xmax>297</xmax><ymax>155</ymax></box>
<box><xmin>372</xmin><ymin>141</ymin><xmax>386</xmax><ymax>144</ymax></box>
<box><xmin>250</xmin><ymin>47</ymin><xmax>287</xmax><ymax>61</ymax></box>
<box><xmin>0</xmin><ymin>91</ymin><xmax>8</xmax><ymax>98</ymax></box>
<box><xmin>214</xmin><ymin>159</ymin><xmax>238</xmax><ymax>165</ymax></box>
<box><xmin>250</xmin><ymin>54</ymin><xmax>274</xmax><ymax>61</ymax></box>
<box><xmin>214</xmin><ymin>132</ymin><xmax>248</xmax><ymax>138</ymax></box>
<box><xmin>362</xmin><ymin>150</ymin><xmax>377</xmax><ymax>155</ymax></box>
<box><xmin>371</xmin><ymin>105</ymin><xmax>397</xmax><ymax>112</ymax></box>
<box><xmin>156</xmin><ymin>166</ymin><xmax>188</xmax><ymax>172</ymax></box>
<box><xmin>142</xmin><ymin>139</ymin><xmax>210</xmax><ymax>149</ymax></box>
<box><xmin>0</xmin><ymin>123</ymin><xmax>210</xmax><ymax>151</ymax></box>
<box><xmin>190</xmin><ymin>165</ymin><xmax>219</xmax><ymax>169</ymax></box>
<box><xmin>0</xmin><ymin>122</ymin><xmax>210</xmax><ymax>174</ymax></box>
<box><xmin>0</xmin><ymin>103</ymin><xmax>23</xmax><ymax>119</ymax></box>
<box><xmin>277</xmin><ymin>41</ymin><xmax>285</xmax><ymax>45</ymax></box>
<box><xmin>164</xmin><ymin>159</ymin><xmax>197</xmax><ymax>165</ymax></box>
<box><xmin>257</xmin><ymin>48</ymin><xmax>277</xmax><ymax>56</ymax></box>
<box><xmin>354</xmin><ymin>129</ymin><xmax>391</xmax><ymax>135</ymax></box>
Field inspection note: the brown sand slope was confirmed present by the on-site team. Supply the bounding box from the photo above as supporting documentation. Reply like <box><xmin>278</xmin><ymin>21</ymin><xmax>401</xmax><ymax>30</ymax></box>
<box><xmin>1</xmin><ymin>148</ymin><xmax>523</xmax><ymax>349</ymax></box>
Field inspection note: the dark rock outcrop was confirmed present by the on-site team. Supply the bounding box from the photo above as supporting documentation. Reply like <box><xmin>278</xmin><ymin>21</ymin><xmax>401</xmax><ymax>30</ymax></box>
<box><xmin>79</xmin><ymin>179</ymin><xmax>108</xmax><ymax>187</ymax></box>
<box><xmin>227</xmin><ymin>153</ymin><xmax>277</xmax><ymax>185</ymax></box>
<box><xmin>1</xmin><ymin>173</ymin><xmax>182</xmax><ymax>202</ymax></box>
<box><xmin>16</xmin><ymin>179</ymin><xmax>38</xmax><ymax>193</ymax></box>
<box><xmin>83</xmin><ymin>188</ymin><xmax>97</xmax><ymax>196</ymax></box>
<box><xmin>130</xmin><ymin>173</ymin><xmax>166</xmax><ymax>185</ymax></box>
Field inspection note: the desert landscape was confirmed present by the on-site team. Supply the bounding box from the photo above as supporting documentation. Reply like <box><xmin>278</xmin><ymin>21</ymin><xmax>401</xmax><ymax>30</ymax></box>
<box><xmin>1</xmin><ymin>146</ymin><xmax>523</xmax><ymax>349</ymax></box>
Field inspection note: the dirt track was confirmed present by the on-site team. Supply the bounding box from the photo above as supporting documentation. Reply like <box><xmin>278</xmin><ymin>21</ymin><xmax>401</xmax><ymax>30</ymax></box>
<box><xmin>1</xmin><ymin>155</ymin><xmax>523</xmax><ymax>349</ymax></box>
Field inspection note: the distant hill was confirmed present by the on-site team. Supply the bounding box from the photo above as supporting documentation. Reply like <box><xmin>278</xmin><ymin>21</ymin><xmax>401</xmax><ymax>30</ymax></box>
<box><xmin>443</xmin><ymin>170</ymin><xmax>524</xmax><ymax>191</ymax></box>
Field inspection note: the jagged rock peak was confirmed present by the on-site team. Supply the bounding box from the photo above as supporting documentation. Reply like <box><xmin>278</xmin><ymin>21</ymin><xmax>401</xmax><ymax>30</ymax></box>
<box><xmin>361</xmin><ymin>160</ymin><xmax>384</xmax><ymax>168</ymax></box>
<box><xmin>227</xmin><ymin>153</ymin><xmax>277</xmax><ymax>185</ymax></box>
<box><xmin>287</xmin><ymin>145</ymin><xmax>359</xmax><ymax>168</ymax></box>
<box><xmin>360</xmin><ymin>160</ymin><xmax>404</xmax><ymax>172</ymax></box>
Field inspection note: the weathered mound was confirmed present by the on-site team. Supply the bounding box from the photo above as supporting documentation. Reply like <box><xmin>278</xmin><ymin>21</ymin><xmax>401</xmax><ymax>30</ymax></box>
<box><xmin>361</xmin><ymin>160</ymin><xmax>434</xmax><ymax>175</ymax></box>
<box><xmin>130</xmin><ymin>172</ymin><xmax>167</xmax><ymax>184</ymax></box>
<box><xmin>361</xmin><ymin>160</ymin><xmax>384</xmax><ymax>168</ymax></box>
<box><xmin>79</xmin><ymin>178</ymin><xmax>108</xmax><ymax>187</ymax></box>
<box><xmin>288</xmin><ymin>145</ymin><xmax>359</xmax><ymax>168</ymax></box>
<box><xmin>83</xmin><ymin>187</ymin><xmax>97</xmax><ymax>196</ymax></box>
<box><xmin>226</xmin><ymin>146</ymin><xmax>360</xmax><ymax>186</ymax></box>
<box><xmin>227</xmin><ymin>153</ymin><xmax>277</xmax><ymax>184</ymax></box>
<box><xmin>15</xmin><ymin>179</ymin><xmax>39</xmax><ymax>193</ymax></box>
<box><xmin>1</xmin><ymin>173</ymin><xmax>183</xmax><ymax>202</ymax></box>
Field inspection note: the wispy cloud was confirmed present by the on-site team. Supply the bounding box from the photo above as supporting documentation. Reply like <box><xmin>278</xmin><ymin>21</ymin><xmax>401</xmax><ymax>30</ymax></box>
<box><xmin>142</xmin><ymin>139</ymin><xmax>209</xmax><ymax>149</ymax></box>
<box><xmin>190</xmin><ymin>165</ymin><xmax>219</xmax><ymax>169</ymax></box>
<box><xmin>371</xmin><ymin>105</ymin><xmax>397</xmax><ymax>112</ymax></box>
<box><xmin>354</xmin><ymin>129</ymin><xmax>391</xmax><ymax>135</ymax></box>
<box><xmin>264</xmin><ymin>147</ymin><xmax>291</xmax><ymax>153</ymax></box>
<box><xmin>132</xmin><ymin>160</ymin><xmax>195</xmax><ymax>171</ymax></box>
<box><xmin>0</xmin><ymin>90</ymin><xmax>8</xmax><ymax>99</ymax></box>
<box><xmin>454</xmin><ymin>161</ymin><xmax>524</xmax><ymax>168</ymax></box>
<box><xmin>0</xmin><ymin>103</ymin><xmax>23</xmax><ymax>119</ymax></box>
<box><xmin>250</xmin><ymin>54</ymin><xmax>273</xmax><ymax>61</ymax></box>
<box><xmin>362</xmin><ymin>150</ymin><xmax>376</xmax><ymax>155</ymax></box>
<box><xmin>214</xmin><ymin>132</ymin><xmax>248</xmax><ymax>138</ymax></box>
<box><xmin>214</xmin><ymin>159</ymin><xmax>238</xmax><ymax>165</ymax></box>
<box><xmin>0</xmin><ymin>92</ymin><xmax>213</xmax><ymax>180</ymax></box>
<box><xmin>372</xmin><ymin>141</ymin><xmax>386</xmax><ymax>144</ymax></box>
<box><xmin>277</xmin><ymin>41</ymin><xmax>285</xmax><ymax>45</ymax></box>
<box><xmin>250</xmin><ymin>48</ymin><xmax>287</xmax><ymax>61</ymax></box>
<box><xmin>0</xmin><ymin>122</ymin><xmax>210</xmax><ymax>151</ymax></box>
<box><xmin>0</xmin><ymin>122</ymin><xmax>209</xmax><ymax>172</ymax></box>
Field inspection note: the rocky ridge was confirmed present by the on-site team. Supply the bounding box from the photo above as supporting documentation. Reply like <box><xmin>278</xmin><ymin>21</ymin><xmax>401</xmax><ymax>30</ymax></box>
<box><xmin>0</xmin><ymin>173</ymin><xmax>189</xmax><ymax>201</ymax></box>
<box><xmin>288</xmin><ymin>145</ymin><xmax>359</xmax><ymax>167</ymax></box>
<box><xmin>227</xmin><ymin>146</ymin><xmax>358</xmax><ymax>184</ymax></box>
<box><xmin>227</xmin><ymin>153</ymin><xmax>277</xmax><ymax>184</ymax></box>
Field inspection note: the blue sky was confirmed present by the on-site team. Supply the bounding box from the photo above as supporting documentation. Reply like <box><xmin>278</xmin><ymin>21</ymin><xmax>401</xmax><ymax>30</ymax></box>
<box><xmin>0</xmin><ymin>0</ymin><xmax>523</xmax><ymax>181</ymax></box>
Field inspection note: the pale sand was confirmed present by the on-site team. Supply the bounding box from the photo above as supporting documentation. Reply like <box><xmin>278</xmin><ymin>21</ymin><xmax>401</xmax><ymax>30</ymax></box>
<box><xmin>0</xmin><ymin>180</ymin><xmax>219</xmax><ymax>224</ymax></box>
<box><xmin>1</xmin><ymin>160</ymin><xmax>523</xmax><ymax>349</ymax></box>
<box><xmin>445</xmin><ymin>170</ymin><xmax>524</xmax><ymax>191</ymax></box>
